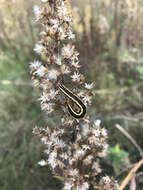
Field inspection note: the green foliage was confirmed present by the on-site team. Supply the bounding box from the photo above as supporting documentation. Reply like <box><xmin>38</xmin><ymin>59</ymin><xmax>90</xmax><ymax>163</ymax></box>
<box><xmin>136</xmin><ymin>66</ymin><xmax>143</xmax><ymax>80</ymax></box>
<box><xmin>107</xmin><ymin>144</ymin><xmax>130</xmax><ymax>175</ymax></box>
<box><xmin>127</xmin><ymin>78</ymin><xmax>134</xmax><ymax>86</ymax></box>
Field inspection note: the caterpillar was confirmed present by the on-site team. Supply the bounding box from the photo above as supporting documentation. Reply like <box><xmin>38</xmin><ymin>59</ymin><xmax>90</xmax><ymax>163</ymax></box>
<box><xmin>59</xmin><ymin>84</ymin><xmax>86</xmax><ymax>118</ymax></box>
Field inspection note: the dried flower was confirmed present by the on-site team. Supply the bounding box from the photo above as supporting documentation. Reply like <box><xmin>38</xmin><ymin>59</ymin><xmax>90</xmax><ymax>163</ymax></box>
<box><xmin>33</xmin><ymin>44</ymin><xmax>46</xmax><ymax>54</ymax></box>
<box><xmin>41</xmin><ymin>0</ymin><xmax>48</xmax><ymax>3</ymax></box>
<box><xmin>38</xmin><ymin>159</ymin><xmax>48</xmax><ymax>166</ymax></box>
<box><xmin>33</xmin><ymin>5</ymin><xmax>41</xmax><ymax>21</ymax></box>
<box><xmin>30</xmin><ymin>0</ymin><xmax>119</xmax><ymax>190</ymax></box>
<box><xmin>71</xmin><ymin>72</ymin><xmax>82</xmax><ymax>82</ymax></box>
<box><xmin>47</xmin><ymin>69</ymin><xmax>60</xmax><ymax>81</ymax></box>
<box><xmin>85</xmin><ymin>82</ymin><xmax>94</xmax><ymax>90</ymax></box>
<box><xmin>61</xmin><ymin>44</ymin><xmax>75</xmax><ymax>59</ymax></box>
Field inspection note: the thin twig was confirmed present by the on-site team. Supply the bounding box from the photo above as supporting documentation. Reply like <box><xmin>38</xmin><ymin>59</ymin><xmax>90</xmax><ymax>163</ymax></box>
<box><xmin>0</xmin><ymin>80</ymin><xmax>32</xmax><ymax>86</ymax></box>
<box><xmin>93</xmin><ymin>87</ymin><xmax>128</xmax><ymax>95</ymax></box>
<box><xmin>119</xmin><ymin>159</ymin><xmax>143</xmax><ymax>190</ymax></box>
<box><xmin>112</xmin><ymin>115</ymin><xmax>139</xmax><ymax>122</ymax></box>
<box><xmin>136</xmin><ymin>172</ymin><xmax>143</xmax><ymax>178</ymax></box>
<box><xmin>115</xmin><ymin>124</ymin><xmax>143</xmax><ymax>158</ymax></box>
<box><xmin>129</xmin><ymin>174</ymin><xmax>136</xmax><ymax>190</ymax></box>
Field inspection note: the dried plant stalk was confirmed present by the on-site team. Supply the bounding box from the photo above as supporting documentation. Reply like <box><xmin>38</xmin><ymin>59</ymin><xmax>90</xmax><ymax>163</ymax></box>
<box><xmin>30</xmin><ymin>0</ymin><xmax>119</xmax><ymax>189</ymax></box>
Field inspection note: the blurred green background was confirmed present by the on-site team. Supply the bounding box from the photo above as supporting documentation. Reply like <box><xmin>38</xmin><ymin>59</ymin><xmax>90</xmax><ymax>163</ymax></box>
<box><xmin>0</xmin><ymin>0</ymin><xmax>143</xmax><ymax>189</ymax></box>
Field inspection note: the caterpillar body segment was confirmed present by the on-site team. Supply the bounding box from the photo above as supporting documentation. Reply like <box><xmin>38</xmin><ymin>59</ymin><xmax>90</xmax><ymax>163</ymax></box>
<box><xmin>59</xmin><ymin>84</ymin><xmax>86</xmax><ymax>119</ymax></box>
